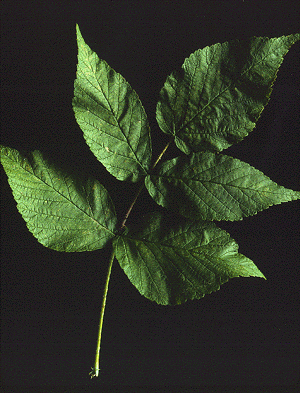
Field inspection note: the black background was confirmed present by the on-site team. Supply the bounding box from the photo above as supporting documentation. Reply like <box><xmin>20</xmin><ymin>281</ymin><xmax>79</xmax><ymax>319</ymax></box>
<box><xmin>1</xmin><ymin>1</ymin><xmax>299</xmax><ymax>390</ymax></box>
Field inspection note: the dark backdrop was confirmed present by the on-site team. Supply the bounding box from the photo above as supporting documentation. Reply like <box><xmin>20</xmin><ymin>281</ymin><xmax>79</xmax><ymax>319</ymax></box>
<box><xmin>1</xmin><ymin>1</ymin><xmax>299</xmax><ymax>390</ymax></box>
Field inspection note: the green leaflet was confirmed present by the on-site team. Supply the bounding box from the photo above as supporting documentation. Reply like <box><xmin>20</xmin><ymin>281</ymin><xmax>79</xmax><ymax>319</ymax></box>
<box><xmin>73</xmin><ymin>24</ymin><xmax>152</xmax><ymax>182</ymax></box>
<box><xmin>0</xmin><ymin>146</ymin><xmax>117</xmax><ymax>252</ymax></box>
<box><xmin>1</xmin><ymin>25</ymin><xmax>299</xmax><ymax>380</ymax></box>
<box><xmin>156</xmin><ymin>34</ymin><xmax>300</xmax><ymax>154</ymax></box>
<box><xmin>113</xmin><ymin>211</ymin><xmax>265</xmax><ymax>305</ymax></box>
<box><xmin>145</xmin><ymin>152</ymin><xmax>300</xmax><ymax>221</ymax></box>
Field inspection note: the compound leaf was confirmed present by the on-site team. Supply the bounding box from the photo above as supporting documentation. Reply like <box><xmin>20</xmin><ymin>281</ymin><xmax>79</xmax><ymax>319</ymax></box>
<box><xmin>0</xmin><ymin>146</ymin><xmax>117</xmax><ymax>252</ymax></box>
<box><xmin>156</xmin><ymin>34</ymin><xmax>300</xmax><ymax>154</ymax></box>
<box><xmin>73</xmin><ymin>24</ymin><xmax>152</xmax><ymax>182</ymax></box>
<box><xmin>113</xmin><ymin>211</ymin><xmax>265</xmax><ymax>305</ymax></box>
<box><xmin>145</xmin><ymin>152</ymin><xmax>300</xmax><ymax>221</ymax></box>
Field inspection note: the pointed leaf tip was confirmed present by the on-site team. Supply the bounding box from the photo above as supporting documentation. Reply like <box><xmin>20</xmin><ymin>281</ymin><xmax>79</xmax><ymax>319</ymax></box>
<box><xmin>145</xmin><ymin>152</ymin><xmax>300</xmax><ymax>221</ymax></box>
<box><xmin>157</xmin><ymin>34</ymin><xmax>300</xmax><ymax>154</ymax></box>
<box><xmin>113</xmin><ymin>211</ymin><xmax>265</xmax><ymax>305</ymax></box>
<box><xmin>73</xmin><ymin>26</ymin><xmax>152</xmax><ymax>182</ymax></box>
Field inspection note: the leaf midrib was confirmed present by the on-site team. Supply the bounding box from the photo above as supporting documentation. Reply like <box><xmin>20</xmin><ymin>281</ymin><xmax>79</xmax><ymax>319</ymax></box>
<box><xmin>154</xmin><ymin>173</ymin><xmax>294</xmax><ymax>195</ymax></box>
<box><xmin>4</xmin><ymin>152</ymin><xmax>115</xmax><ymax>235</ymax></box>
<box><xmin>175</xmin><ymin>38</ymin><xmax>277</xmax><ymax>135</ymax></box>
<box><xmin>121</xmin><ymin>234</ymin><xmax>227</xmax><ymax>288</ymax></box>
<box><xmin>121</xmin><ymin>235</ymin><xmax>206</xmax><ymax>296</ymax></box>
<box><xmin>78</xmin><ymin>60</ymin><xmax>147</xmax><ymax>174</ymax></box>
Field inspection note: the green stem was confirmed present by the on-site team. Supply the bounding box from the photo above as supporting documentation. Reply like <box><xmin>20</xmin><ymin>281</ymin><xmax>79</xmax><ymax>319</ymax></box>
<box><xmin>89</xmin><ymin>249</ymin><xmax>115</xmax><ymax>378</ymax></box>
<box><xmin>119</xmin><ymin>137</ymin><xmax>173</xmax><ymax>231</ymax></box>
<box><xmin>151</xmin><ymin>137</ymin><xmax>173</xmax><ymax>170</ymax></box>
<box><xmin>90</xmin><ymin>136</ymin><xmax>174</xmax><ymax>377</ymax></box>
<box><xmin>119</xmin><ymin>182</ymin><xmax>144</xmax><ymax>231</ymax></box>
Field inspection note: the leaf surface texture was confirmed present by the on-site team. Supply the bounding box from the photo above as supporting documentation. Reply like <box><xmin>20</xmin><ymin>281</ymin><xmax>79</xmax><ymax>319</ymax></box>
<box><xmin>73</xmin><ymin>24</ymin><xmax>152</xmax><ymax>182</ymax></box>
<box><xmin>145</xmin><ymin>152</ymin><xmax>300</xmax><ymax>221</ymax></box>
<box><xmin>0</xmin><ymin>146</ymin><xmax>117</xmax><ymax>251</ymax></box>
<box><xmin>156</xmin><ymin>34</ymin><xmax>300</xmax><ymax>154</ymax></box>
<box><xmin>113</xmin><ymin>212</ymin><xmax>265</xmax><ymax>305</ymax></box>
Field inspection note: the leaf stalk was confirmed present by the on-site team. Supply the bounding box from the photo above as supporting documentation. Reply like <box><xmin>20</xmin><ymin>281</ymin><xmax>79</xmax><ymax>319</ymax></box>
<box><xmin>91</xmin><ymin>137</ymin><xmax>173</xmax><ymax>377</ymax></box>
<box><xmin>151</xmin><ymin>137</ymin><xmax>173</xmax><ymax>170</ymax></box>
<box><xmin>119</xmin><ymin>182</ymin><xmax>144</xmax><ymax>231</ymax></box>
<box><xmin>90</xmin><ymin>249</ymin><xmax>115</xmax><ymax>378</ymax></box>
<box><xmin>119</xmin><ymin>137</ymin><xmax>173</xmax><ymax>231</ymax></box>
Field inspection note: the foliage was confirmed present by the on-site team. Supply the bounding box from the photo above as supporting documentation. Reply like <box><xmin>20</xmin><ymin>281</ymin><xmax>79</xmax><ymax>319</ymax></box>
<box><xmin>1</xmin><ymin>25</ymin><xmax>299</xmax><ymax>377</ymax></box>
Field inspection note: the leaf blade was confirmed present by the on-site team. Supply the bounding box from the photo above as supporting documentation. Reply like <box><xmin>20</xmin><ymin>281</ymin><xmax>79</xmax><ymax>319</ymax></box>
<box><xmin>73</xmin><ymin>24</ymin><xmax>152</xmax><ymax>182</ymax></box>
<box><xmin>157</xmin><ymin>34</ymin><xmax>300</xmax><ymax>154</ymax></box>
<box><xmin>113</xmin><ymin>211</ymin><xmax>264</xmax><ymax>305</ymax></box>
<box><xmin>1</xmin><ymin>146</ymin><xmax>117</xmax><ymax>252</ymax></box>
<box><xmin>145</xmin><ymin>152</ymin><xmax>300</xmax><ymax>221</ymax></box>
